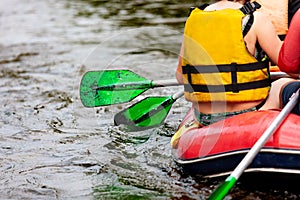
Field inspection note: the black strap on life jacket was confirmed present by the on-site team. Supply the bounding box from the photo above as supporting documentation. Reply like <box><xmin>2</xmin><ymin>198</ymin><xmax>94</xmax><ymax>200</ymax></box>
<box><xmin>240</xmin><ymin>1</ymin><xmax>261</xmax><ymax>37</ymax></box>
<box><xmin>184</xmin><ymin>79</ymin><xmax>271</xmax><ymax>93</ymax></box>
<box><xmin>240</xmin><ymin>1</ymin><xmax>261</xmax><ymax>15</ymax></box>
<box><xmin>239</xmin><ymin>2</ymin><xmax>267</xmax><ymax>62</ymax></box>
<box><xmin>182</xmin><ymin>61</ymin><xmax>270</xmax><ymax>94</ymax></box>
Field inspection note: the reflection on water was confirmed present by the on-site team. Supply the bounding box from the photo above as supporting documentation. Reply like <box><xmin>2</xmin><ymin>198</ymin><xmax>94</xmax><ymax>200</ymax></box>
<box><xmin>74</xmin><ymin>0</ymin><xmax>212</xmax><ymax>28</ymax></box>
<box><xmin>1</xmin><ymin>0</ymin><xmax>300</xmax><ymax>199</ymax></box>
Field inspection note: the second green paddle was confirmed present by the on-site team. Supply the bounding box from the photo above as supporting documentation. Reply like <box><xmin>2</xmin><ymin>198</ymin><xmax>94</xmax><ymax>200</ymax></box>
<box><xmin>114</xmin><ymin>91</ymin><xmax>184</xmax><ymax>129</ymax></box>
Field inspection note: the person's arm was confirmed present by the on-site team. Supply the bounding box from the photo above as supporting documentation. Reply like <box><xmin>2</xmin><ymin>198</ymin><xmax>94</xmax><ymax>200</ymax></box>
<box><xmin>278</xmin><ymin>9</ymin><xmax>300</xmax><ymax>75</ymax></box>
<box><xmin>254</xmin><ymin>12</ymin><xmax>282</xmax><ymax>65</ymax></box>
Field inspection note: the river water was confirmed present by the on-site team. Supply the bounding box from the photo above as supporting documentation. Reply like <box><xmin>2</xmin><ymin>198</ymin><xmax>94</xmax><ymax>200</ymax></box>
<box><xmin>1</xmin><ymin>0</ymin><xmax>300</xmax><ymax>199</ymax></box>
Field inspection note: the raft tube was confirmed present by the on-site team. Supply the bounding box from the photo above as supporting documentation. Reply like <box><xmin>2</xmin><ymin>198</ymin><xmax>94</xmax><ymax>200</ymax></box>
<box><xmin>171</xmin><ymin>109</ymin><xmax>300</xmax><ymax>178</ymax></box>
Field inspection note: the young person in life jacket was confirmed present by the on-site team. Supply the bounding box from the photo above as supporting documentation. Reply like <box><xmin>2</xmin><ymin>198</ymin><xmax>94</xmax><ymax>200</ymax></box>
<box><xmin>176</xmin><ymin>0</ymin><xmax>300</xmax><ymax>126</ymax></box>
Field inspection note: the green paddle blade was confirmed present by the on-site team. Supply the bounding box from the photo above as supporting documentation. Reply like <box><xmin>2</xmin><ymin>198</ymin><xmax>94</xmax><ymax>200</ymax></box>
<box><xmin>208</xmin><ymin>176</ymin><xmax>237</xmax><ymax>200</ymax></box>
<box><xmin>114</xmin><ymin>95</ymin><xmax>175</xmax><ymax>129</ymax></box>
<box><xmin>80</xmin><ymin>70</ymin><xmax>152</xmax><ymax>107</ymax></box>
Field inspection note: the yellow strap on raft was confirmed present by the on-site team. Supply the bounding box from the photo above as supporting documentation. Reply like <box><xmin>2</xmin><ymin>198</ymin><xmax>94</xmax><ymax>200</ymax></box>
<box><xmin>171</xmin><ymin>120</ymin><xmax>199</xmax><ymax>149</ymax></box>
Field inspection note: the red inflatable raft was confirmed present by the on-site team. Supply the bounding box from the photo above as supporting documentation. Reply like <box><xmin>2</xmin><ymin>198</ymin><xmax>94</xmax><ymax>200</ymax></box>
<box><xmin>171</xmin><ymin>109</ymin><xmax>300</xmax><ymax>178</ymax></box>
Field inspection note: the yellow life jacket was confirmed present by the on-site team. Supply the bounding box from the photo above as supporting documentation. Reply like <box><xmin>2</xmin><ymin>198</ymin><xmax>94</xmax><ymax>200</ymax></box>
<box><xmin>182</xmin><ymin>2</ymin><xmax>270</xmax><ymax>103</ymax></box>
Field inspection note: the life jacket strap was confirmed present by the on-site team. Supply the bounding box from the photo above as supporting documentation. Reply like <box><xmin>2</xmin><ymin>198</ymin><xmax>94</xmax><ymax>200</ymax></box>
<box><xmin>184</xmin><ymin>79</ymin><xmax>271</xmax><ymax>93</ymax></box>
<box><xmin>182</xmin><ymin>61</ymin><xmax>268</xmax><ymax>74</ymax></box>
<box><xmin>240</xmin><ymin>1</ymin><xmax>261</xmax><ymax>15</ymax></box>
<box><xmin>182</xmin><ymin>61</ymin><xmax>270</xmax><ymax>93</ymax></box>
<box><xmin>241</xmin><ymin>2</ymin><xmax>261</xmax><ymax>37</ymax></box>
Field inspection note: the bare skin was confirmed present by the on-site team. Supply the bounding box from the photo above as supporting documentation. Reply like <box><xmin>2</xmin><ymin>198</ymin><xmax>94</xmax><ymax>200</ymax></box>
<box><xmin>176</xmin><ymin>0</ymin><xmax>292</xmax><ymax>114</ymax></box>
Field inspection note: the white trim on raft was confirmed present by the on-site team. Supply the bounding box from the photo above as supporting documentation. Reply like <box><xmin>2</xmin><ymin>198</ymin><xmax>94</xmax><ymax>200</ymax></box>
<box><xmin>175</xmin><ymin>148</ymin><xmax>300</xmax><ymax>164</ymax></box>
<box><xmin>205</xmin><ymin>168</ymin><xmax>300</xmax><ymax>178</ymax></box>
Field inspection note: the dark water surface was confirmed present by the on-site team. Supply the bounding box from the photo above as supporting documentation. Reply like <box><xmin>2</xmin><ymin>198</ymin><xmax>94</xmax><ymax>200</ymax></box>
<box><xmin>1</xmin><ymin>0</ymin><xmax>300</xmax><ymax>199</ymax></box>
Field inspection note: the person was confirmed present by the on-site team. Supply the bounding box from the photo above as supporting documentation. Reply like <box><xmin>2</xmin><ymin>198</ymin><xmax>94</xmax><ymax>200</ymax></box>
<box><xmin>176</xmin><ymin>0</ymin><xmax>299</xmax><ymax>126</ymax></box>
<box><xmin>277</xmin><ymin>8</ymin><xmax>300</xmax><ymax>115</ymax></box>
<box><xmin>278</xmin><ymin>9</ymin><xmax>300</xmax><ymax>74</ymax></box>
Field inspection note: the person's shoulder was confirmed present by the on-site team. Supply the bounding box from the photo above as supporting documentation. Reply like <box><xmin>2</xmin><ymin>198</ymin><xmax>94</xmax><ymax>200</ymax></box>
<box><xmin>253</xmin><ymin>10</ymin><xmax>270</xmax><ymax>25</ymax></box>
<box><xmin>253</xmin><ymin>10</ymin><xmax>267</xmax><ymax>19</ymax></box>
<box><xmin>252</xmin><ymin>9</ymin><xmax>278</xmax><ymax>37</ymax></box>
<box><xmin>203</xmin><ymin>4</ymin><xmax>218</xmax><ymax>11</ymax></box>
<box><xmin>204</xmin><ymin>1</ymin><xmax>242</xmax><ymax>11</ymax></box>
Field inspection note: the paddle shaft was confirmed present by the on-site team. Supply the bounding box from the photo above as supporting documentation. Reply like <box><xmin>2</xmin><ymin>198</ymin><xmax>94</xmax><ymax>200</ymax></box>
<box><xmin>92</xmin><ymin>79</ymin><xmax>179</xmax><ymax>91</ymax></box>
<box><xmin>172</xmin><ymin>91</ymin><xmax>185</xmax><ymax>100</ymax></box>
<box><xmin>209</xmin><ymin>89</ymin><xmax>300</xmax><ymax>200</ymax></box>
<box><xmin>92</xmin><ymin>72</ymin><xmax>289</xmax><ymax>91</ymax></box>
<box><xmin>270</xmin><ymin>71</ymin><xmax>293</xmax><ymax>80</ymax></box>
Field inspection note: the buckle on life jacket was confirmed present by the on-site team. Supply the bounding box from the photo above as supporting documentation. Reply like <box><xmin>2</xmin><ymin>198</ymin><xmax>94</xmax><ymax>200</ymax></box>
<box><xmin>240</xmin><ymin>1</ymin><xmax>261</xmax><ymax>15</ymax></box>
